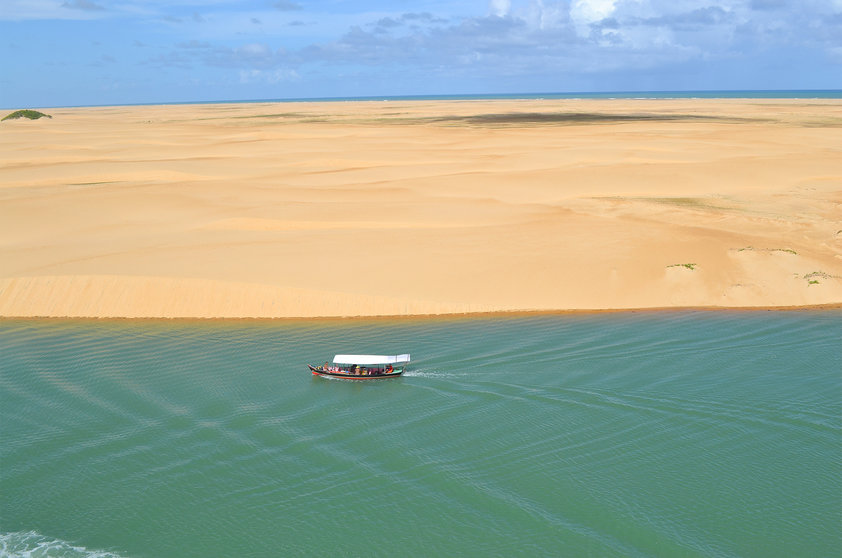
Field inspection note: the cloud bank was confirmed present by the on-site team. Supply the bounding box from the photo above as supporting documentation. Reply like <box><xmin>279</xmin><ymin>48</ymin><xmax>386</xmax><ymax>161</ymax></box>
<box><xmin>2</xmin><ymin>0</ymin><xmax>840</xmax><ymax>106</ymax></box>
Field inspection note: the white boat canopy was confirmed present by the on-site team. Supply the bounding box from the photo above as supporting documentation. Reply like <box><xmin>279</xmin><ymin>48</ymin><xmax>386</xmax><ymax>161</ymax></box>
<box><xmin>333</xmin><ymin>354</ymin><xmax>410</xmax><ymax>365</ymax></box>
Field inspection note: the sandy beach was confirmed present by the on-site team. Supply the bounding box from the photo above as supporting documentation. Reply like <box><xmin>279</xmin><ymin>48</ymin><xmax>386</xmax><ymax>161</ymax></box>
<box><xmin>1</xmin><ymin>98</ymin><xmax>840</xmax><ymax>318</ymax></box>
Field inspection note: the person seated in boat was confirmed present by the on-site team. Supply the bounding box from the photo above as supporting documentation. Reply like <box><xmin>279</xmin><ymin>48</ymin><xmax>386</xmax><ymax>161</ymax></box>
<box><xmin>386</xmin><ymin>364</ymin><xmax>393</xmax><ymax>373</ymax></box>
<box><xmin>324</xmin><ymin>361</ymin><xmax>330</xmax><ymax>371</ymax></box>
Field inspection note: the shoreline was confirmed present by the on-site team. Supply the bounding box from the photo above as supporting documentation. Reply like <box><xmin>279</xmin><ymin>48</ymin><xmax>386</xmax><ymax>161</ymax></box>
<box><xmin>2</xmin><ymin>303</ymin><xmax>841</xmax><ymax>325</ymax></box>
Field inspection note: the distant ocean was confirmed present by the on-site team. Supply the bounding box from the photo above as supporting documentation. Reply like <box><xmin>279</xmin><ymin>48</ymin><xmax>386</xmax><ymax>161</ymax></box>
<box><xmin>65</xmin><ymin>90</ymin><xmax>842</xmax><ymax>109</ymax></box>
<box><xmin>265</xmin><ymin>89</ymin><xmax>842</xmax><ymax>103</ymax></box>
<box><xmin>2</xmin><ymin>311</ymin><xmax>840</xmax><ymax>557</ymax></box>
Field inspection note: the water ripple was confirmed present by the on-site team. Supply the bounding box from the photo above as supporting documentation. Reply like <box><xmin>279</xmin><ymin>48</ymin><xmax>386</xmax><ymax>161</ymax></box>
<box><xmin>1</xmin><ymin>311</ymin><xmax>840</xmax><ymax>557</ymax></box>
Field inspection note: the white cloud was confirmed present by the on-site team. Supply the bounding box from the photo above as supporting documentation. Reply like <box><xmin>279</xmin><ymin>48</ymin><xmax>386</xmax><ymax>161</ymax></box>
<box><xmin>525</xmin><ymin>1</ymin><xmax>569</xmax><ymax>30</ymax></box>
<box><xmin>239</xmin><ymin>68</ymin><xmax>299</xmax><ymax>83</ymax></box>
<box><xmin>2</xmin><ymin>0</ymin><xmax>105</xmax><ymax>20</ymax></box>
<box><xmin>62</xmin><ymin>0</ymin><xmax>105</xmax><ymax>11</ymax></box>
<box><xmin>237</xmin><ymin>43</ymin><xmax>272</xmax><ymax>57</ymax></box>
<box><xmin>489</xmin><ymin>0</ymin><xmax>511</xmax><ymax>16</ymax></box>
<box><xmin>570</xmin><ymin>0</ymin><xmax>617</xmax><ymax>26</ymax></box>
<box><xmin>197</xmin><ymin>1</ymin><xmax>838</xmax><ymax>81</ymax></box>
<box><xmin>9</xmin><ymin>0</ymin><xmax>839</xmax><ymax>106</ymax></box>
<box><xmin>0</xmin><ymin>0</ymin><xmax>253</xmax><ymax>21</ymax></box>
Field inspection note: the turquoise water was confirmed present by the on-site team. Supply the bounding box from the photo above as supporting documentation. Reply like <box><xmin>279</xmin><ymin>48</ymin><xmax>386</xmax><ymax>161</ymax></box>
<box><xmin>1</xmin><ymin>312</ymin><xmax>840</xmax><ymax>557</ymax></box>
<box><xmin>66</xmin><ymin>90</ymin><xmax>842</xmax><ymax>108</ymax></box>
<box><xmin>271</xmin><ymin>90</ymin><xmax>842</xmax><ymax>102</ymax></box>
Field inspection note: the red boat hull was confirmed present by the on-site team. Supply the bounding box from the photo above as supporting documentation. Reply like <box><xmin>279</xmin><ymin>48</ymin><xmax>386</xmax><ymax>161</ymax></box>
<box><xmin>308</xmin><ymin>365</ymin><xmax>404</xmax><ymax>380</ymax></box>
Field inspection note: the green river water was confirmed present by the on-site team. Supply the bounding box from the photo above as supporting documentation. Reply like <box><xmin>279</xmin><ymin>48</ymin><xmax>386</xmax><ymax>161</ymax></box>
<box><xmin>1</xmin><ymin>311</ymin><xmax>840</xmax><ymax>557</ymax></box>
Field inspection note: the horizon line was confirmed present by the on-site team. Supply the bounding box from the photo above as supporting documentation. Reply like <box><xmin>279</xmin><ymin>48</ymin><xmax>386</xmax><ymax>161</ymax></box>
<box><xmin>5</xmin><ymin>88</ymin><xmax>842</xmax><ymax>111</ymax></box>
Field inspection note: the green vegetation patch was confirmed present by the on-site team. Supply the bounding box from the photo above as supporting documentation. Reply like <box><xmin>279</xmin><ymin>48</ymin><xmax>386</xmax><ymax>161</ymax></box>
<box><xmin>668</xmin><ymin>263</ymin><xmax>697</xmax><ymax>271</ymax></box>
<box><xmin>2</xmin><ymin>109</ymin><xmax>52</xmax><ymax>121</ymax></box>
<box><xmin>803</xmin><ymin>271</ymin><xmax>834</xmax><ymax>286</ymax></box>
<box><xmin>738</xmin><ymin>246</ymin><xmax>798</xmax><ymax>255</ymax></box>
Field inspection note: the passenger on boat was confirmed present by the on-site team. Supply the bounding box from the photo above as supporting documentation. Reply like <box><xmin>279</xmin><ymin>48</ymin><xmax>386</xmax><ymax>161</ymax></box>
<box><xmin>386</xmin><ymin>364</ymin><xmax>393</xmax><ymax>373</ymax></box>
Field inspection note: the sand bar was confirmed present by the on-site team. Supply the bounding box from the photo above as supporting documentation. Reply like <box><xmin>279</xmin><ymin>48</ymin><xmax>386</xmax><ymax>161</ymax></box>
<box><xmin>1</xmin><ymin>99</ymin><xmax>840</xmax><ymax>318</ymax></box>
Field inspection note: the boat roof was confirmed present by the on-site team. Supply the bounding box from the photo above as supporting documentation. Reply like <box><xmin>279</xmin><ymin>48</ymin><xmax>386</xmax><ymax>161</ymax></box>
<box><xmin>333</xmin><ymin>354</ymin><xmax>410</xmax><ymax>365</ymax></box>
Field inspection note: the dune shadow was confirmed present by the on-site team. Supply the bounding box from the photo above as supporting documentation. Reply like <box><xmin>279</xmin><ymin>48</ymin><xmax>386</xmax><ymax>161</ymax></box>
<box><xmin>429</xmin><ymin>112</ymin><xmax>741</xmax><ymax>126</ymax></box>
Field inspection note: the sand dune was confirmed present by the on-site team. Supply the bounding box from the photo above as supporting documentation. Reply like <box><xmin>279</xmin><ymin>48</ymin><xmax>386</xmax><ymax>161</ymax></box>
<box><xmin>1</xmin><ymin>99</ymin><xmax>840</xmax><ymax>318</ymax></box>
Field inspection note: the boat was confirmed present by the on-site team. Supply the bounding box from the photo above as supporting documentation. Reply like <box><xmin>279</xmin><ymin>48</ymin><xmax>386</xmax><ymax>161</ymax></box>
<box><xmin>309</xmin><ymin>354</ymin><xmax>410</xmax><ymax>379</ymax></box>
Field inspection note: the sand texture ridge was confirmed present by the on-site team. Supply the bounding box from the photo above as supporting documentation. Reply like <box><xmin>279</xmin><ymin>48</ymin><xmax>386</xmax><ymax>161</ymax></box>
<box><xmin>1</xmin><ymin>99</ymin><xmax>841</xmax><ymax>318</ymax></box>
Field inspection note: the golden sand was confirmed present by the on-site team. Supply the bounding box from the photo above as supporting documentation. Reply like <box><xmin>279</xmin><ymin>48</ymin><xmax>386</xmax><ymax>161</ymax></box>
<box><xmin>1</xmin><ymin>99</ymin><xmax>840</xmax><ymax>318</ymax></box>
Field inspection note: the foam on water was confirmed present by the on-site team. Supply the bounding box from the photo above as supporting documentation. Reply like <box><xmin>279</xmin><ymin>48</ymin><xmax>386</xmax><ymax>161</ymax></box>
<box><xmin>0</xmin><ymin>532</ymin><xmax>126</xmax><ymax>558</ymax></box>
<box><xmin>402</xmin><ymin>367</ymin><xmax>470</xmax><ymax>378</ymax></box>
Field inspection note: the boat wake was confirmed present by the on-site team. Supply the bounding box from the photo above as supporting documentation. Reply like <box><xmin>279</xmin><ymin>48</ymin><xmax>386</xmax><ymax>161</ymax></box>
<box><xmin>403</xmin><ymin>368</ymin><xmax>468</xmax><ymax>378</ymax></box>
<box><xmin>0</xmin><ymin>531</ymin><xmax>126</xmax><ymax>558</ymax></box>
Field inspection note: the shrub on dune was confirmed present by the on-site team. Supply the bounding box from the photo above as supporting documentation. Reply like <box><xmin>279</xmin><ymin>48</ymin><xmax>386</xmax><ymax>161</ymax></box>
<box><xmin>2</xmin><ymin>109</ymin><xmax>52</xmax><ymax>121</ymax></box>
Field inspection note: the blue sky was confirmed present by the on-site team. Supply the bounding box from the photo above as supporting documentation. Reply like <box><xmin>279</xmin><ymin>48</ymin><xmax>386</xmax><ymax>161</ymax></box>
<box><xmin>2</xmin><ymin>0</ymin><xmax>840</xmax><ymax>107</ymax></box>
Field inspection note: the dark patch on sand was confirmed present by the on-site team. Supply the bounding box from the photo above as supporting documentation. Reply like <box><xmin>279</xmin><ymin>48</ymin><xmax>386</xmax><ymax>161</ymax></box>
<box><xmin>429</xmin><ymin>112</ymin><xmax>735</xmax><ymax>126</ymax></box>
